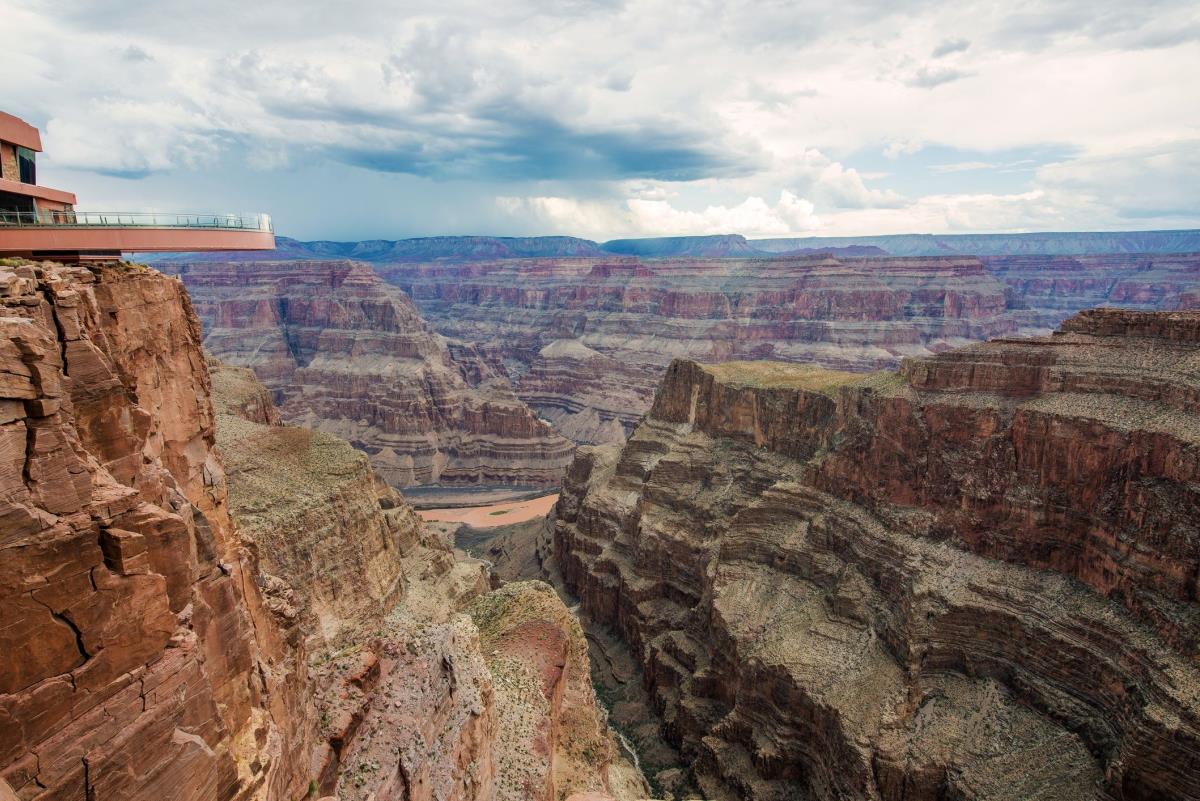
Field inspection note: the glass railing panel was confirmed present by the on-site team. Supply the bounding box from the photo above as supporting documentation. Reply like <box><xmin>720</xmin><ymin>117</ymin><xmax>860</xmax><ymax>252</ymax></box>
<box><xmin>0</xmin><ymin>210</ymin><xmax>272</xmax><ymax>232</ymax></box>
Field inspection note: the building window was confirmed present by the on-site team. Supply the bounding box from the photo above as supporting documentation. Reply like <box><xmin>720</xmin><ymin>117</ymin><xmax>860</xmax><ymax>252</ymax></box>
<box><xmin>17</xmin><ymin>147</ymin><xmax>35</xmax><ymax>184</ymax></box>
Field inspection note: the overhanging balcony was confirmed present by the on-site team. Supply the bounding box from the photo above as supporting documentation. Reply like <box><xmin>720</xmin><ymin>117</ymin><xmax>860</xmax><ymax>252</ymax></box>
<box><xmin>0</xmin><ymin>210</ymin><xmax>275</xmax><ymax>256</ymax></box>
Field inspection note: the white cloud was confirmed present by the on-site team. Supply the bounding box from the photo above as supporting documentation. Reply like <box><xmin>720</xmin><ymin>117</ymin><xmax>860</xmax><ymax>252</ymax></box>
<box><xmin>930</xmin><ymin>161</ymin><xmax>995</xmax><ymax>173</ymax></box>
<box><xmin>884</xmin><ymin>140</ymin><xmax>924</xmax><ymax>160</ymax></box>
<box><xmin>1037</xmin><ymin>141</ymin><xmax>1200</xmax><ymax>219</ymax></box>
<box><xmin>798</xmin><ymin>152</ymin><xmax>908</xmax><ymax>209</ymax></box>
<box><xmin>498</xmin><ymin>190</ymin><xmax>821</xmax><ymax>239</ymax></box>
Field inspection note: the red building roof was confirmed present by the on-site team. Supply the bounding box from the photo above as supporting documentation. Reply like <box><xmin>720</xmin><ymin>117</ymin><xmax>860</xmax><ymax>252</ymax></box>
<box><xmin>0</xmin><ymin>112</ymin><xmax>43</xmax><ymax>151</ymax></box>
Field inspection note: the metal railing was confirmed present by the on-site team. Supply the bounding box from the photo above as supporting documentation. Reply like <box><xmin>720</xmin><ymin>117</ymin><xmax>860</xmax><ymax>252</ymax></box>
<box><xmin>0</xmin><ymin>210</ymin><xmax>272</xmax><ymax>232</ymax></box>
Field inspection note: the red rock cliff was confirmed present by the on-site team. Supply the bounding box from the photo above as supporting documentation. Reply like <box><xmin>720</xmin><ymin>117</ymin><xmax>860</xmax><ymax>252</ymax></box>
<box><xmin>0</xmin><ymin>261</ymin><xmax>312</xmax><ymax>801</ymax></box>
<box><xmin>556</xmin><ymin>308</ymin><xmax>1200</xmax><ymax>800</ymax></box>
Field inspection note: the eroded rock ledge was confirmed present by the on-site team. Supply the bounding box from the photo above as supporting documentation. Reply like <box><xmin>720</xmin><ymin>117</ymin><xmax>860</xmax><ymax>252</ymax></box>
<box><xmin>555</xmin><ymin>307</ymin><xmax>1200</xmax><ymax>800</ymax></box>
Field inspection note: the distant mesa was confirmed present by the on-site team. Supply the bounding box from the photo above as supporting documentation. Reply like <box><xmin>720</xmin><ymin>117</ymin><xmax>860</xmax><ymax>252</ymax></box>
<box><xmin>753</xmin><ymin>228</ymin><xmax>1200</xmax><ymax>256</ymax></box>
<box><xmin>142</xmin><ymin>227</ymin><xmax>1200</xmax><ymax>266</ymax></box>
<box><xmin>601</xmin><ymin>233</ymin><xmax>766</xmax><ymax>257</ymax></box>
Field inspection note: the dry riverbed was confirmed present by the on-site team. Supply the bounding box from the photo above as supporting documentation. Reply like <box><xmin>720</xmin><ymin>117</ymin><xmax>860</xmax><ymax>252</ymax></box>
<box><xmin>417</xmin><ymin>493</ymin><xmax>559</xmax><ymax>527</ymax></box>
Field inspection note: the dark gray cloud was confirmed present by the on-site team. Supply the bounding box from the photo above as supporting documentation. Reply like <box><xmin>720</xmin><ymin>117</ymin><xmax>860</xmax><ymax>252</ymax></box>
<box><xmin>992</xmin><ymin>0</ymin><xmax>1200</xmax><ymax>50</ymax></box>
<box><xmin>931</xmin><ymin>38</ymin><xmax>970</xmax><ymax>58</ymax></box>
<box><xmin>333</xmin><ymin>111</ymin><xmax>757</xmax><ymax>181</ymax></box>
<box><xmin>905</xmin><ymin>65</ymin><xmax>973</xmax><ymax>88</ymax></box>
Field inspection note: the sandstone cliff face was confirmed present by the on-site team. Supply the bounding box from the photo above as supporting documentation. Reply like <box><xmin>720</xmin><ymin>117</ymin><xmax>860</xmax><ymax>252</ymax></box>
<box><xmin>555</xmin><ymin>309</ymin><xmax>1200</xmax><ymax>800</ymax></box>
<box><xmin>0</xmin><ymin>261</ymin><xmax>311</xmax><ymax>801</ymax></box>
<box><xmin>165</xmin><ymin>261</ymin><xmax>574</xmax><ymax>490</ymax></box>
<box><xmin>380</xmin><ymin>253</ymin><xmax>1200</xmax><ymax>446</ymax></box>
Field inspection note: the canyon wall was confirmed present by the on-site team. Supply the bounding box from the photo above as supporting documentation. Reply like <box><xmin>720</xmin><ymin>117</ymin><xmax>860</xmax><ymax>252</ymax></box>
<box><xmin>0</xmin><ymin>261</ymin><xmax>312</xmax><ymax>801</ymax></box>
<box><xmin>164</xmin><ymin>261</ymin><xmax>574</xmax><ymax>490</ymax></box>
<box><xmin>555</xmin><ymin>309</ymin><xmax>1200</xmax><ymax>800</ymax></box>
<box><xmin>381</xmin><ymin>252</ymin><xmax>1200</xmax><ymax>444</ymax></box>
<box><xmin>380</xmin><ymin>254</ymin><xmax>1026</xmax><ymax>442</ymax></box>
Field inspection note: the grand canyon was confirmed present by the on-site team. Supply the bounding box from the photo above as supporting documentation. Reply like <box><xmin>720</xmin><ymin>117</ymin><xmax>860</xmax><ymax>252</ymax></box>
<box><xmin>6</xmin><ymin>233</ymin><xmax>1200</xmax><ymax>800</ymax></box>
<box><xmin>4</xmin><ymin>3</ymin><xmax>1200</xmax><ymax>797</ymax></box>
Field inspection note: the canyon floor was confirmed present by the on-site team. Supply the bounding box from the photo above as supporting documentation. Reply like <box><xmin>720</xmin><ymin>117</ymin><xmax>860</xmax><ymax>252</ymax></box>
<box><xmin>419</xmin><ymin>494</ymin><xmax>560</xmax><ymax>527</ymax></box>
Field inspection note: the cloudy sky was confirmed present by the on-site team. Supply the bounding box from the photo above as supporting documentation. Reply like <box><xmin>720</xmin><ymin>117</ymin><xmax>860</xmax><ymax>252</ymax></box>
<box><xmin>6</xmin><ymin>0</ymin><xmax>1199</xmax><ymax>240</ymax></box>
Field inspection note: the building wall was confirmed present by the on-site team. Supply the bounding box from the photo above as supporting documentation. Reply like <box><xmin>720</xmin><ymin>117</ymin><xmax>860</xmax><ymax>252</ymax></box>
<box><xmin>0</xmin><ymin>142</ymin><xmax>15</xmax><ymax>181</ymax></box>
<box><xmin>34</xmin><ymin>198</ymin><xmax>73</xmax><ymax>216</ymax></box>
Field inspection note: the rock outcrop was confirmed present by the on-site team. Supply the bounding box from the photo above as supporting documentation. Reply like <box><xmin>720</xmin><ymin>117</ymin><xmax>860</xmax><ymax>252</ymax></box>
<box><xmin>0</xmin><ymin>261</ymin><xmax>312</xmax><ymax>801</ymax></box>
<box><xmin>555</xmin><ymin>309</ymin><xmax>1200</xmax><ymax>800</ymax></box>
<box><xmin>164</xmin><ymin>261</ymin><xmax>574</xmax><ymax>490</ymax></box>
<box><xmin>468</xmin><ymin>581</ymin><xmax>647</xmax><ymax>801</ymax></box>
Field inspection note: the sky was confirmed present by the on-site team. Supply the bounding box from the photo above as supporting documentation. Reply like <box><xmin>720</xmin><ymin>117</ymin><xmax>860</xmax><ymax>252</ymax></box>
<box><xmin>5</xmin><ymin>0</ymin><xmax>1200</xmax><ymax>241</ymax></box>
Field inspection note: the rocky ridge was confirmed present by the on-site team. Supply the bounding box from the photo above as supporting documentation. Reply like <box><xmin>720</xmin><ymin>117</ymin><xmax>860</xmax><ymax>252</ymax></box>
<box><xmin>555</xmin><ymin>308</ymin><xmax>1200</xmax><ymax>800</ymax></box>
<box><xmin>164</xmin><ymin>260</ymin><xmax>575</xmax><ymax>490</ymax></box>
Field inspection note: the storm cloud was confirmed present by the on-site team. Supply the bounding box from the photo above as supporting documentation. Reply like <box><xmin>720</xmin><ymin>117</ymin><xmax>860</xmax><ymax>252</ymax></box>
<box><xmin>7</xmin><ymin>0</ymin><xmax>1198</xmax><ymax>239</ymax></box>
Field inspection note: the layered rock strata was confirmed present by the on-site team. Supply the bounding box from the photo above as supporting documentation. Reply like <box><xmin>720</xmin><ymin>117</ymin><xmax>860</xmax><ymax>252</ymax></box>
<box><xmin>986</xmin><ymin>253</ymin><xmax>1200</xmax><ymax>327</ymax></box>
<box><xmin>380</xmin><ymin>254</ymin><xmax>1023</xmax><ymax>440</ymax></box>
<box><xmin>0</xmin><ymin>261</ymin><xmax>312</xmax><ymax>801</ymax></box>
<box><xmin>165</xmin><ymin>261</ymin><xmax>574</xmax><ymax>489</ymax></box>
<box><xmin>555</xmin><ymin>309</ymin><xmax>1200</xmax><ymax>800</ymax></box>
